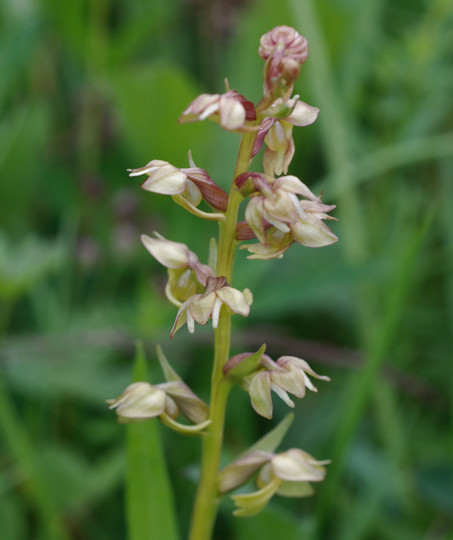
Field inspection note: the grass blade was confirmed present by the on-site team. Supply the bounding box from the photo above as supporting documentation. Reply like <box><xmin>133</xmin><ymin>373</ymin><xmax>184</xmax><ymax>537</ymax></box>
<box><xmin>126</xmin><ymin>341</ymin><xmax>179</xmax><ymax>540</ymax></box>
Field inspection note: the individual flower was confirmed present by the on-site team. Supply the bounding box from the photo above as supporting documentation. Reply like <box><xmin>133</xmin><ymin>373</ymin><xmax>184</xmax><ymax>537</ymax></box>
<box><xmin>235</xmin><ymin>173</ymin><xmax>338</xmax><ymax>259</ymax></box>
<box><xmin>258</xmin><ymin>26</ymin><xmax>309</xmax><ymax>98</ymax></box>
<box><xmin>178</xmin><ymin>90</ymin><xmax>256</xmax><ymax>131</ymax></box>
<box><xmin>141</xmin><ymin>232</ymin><xmax>215</xmax><ymax>306</ymax></box>
<box><xmin>253</xmin><ymin>96</ymin><xmax>319</xmax><ymax>175</ymax></box>
<box><xmin>107</xmin><ymin>380</ymin><xmax>210</xmax><ymax>435</ymax></box>
<box><xmin>128</xmin><ymin>154</ymin><xmax>228</xmax><ymax>220</ymax></box>
<box><xmin>170</xmin><ymin>276</ymin><xmax>253</xmax><ymax>337</ymax></box>
<box><xmin>218</xmin><ymin>448</ymin><xmax>328</xmax><ymax>516</ymax></box>
<box><xmin>233</xmin><ymin>353</ymin><xmax>330</xmax><ymax>419</ymax></box>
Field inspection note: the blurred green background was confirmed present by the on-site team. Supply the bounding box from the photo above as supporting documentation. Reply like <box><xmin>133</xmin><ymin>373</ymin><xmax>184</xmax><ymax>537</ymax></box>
<box><xmin>1</xmin><ymin>0</ymin><xmax>452</xmax><ymax>538</ymax></box>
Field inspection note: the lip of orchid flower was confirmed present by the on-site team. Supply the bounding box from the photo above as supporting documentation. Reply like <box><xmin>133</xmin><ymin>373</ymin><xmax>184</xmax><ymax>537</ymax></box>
<box><xmin>178</xmin><ymin>90</ymin><xmax>256</xmax><ymax>131</ymax></box>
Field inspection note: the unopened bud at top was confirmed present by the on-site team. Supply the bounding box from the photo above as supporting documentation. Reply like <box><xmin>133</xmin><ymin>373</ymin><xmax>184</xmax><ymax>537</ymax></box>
<box><xmin>258</xmin><ymin>26</ymin><xmax>308</xmax><ymax>64</ymax></box>
<box><xmin>258</xmin><ymin>26</ymin><xmax>309</xmax><ymax>98</ymax></box>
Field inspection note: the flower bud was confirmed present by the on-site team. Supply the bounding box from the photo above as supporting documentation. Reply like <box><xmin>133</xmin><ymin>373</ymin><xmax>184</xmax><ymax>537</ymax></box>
<box><xmin>259</xmin><ymin>26</ymin><xmax>309</xmax><ymax>98</ymax></box>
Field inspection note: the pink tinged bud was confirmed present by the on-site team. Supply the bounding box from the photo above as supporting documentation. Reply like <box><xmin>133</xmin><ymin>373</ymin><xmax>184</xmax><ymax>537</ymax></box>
<box><xmin>259</xmin><ymin>26</ymin><xmax>309</xmax><ymax>65</ymax></box>
<box><xmin>259</xmin><ymin>27</ymin><xmax>309</xmax><ymax>98</ymax></box>
<box><xmin>128</xmin><ymin>160</ymin><xmax>188</xmax><ymax>195</ymax></box>
<box><xmin>107</xmin><ymin>382</ymin><xmax>166</xmax><ymax>420</ymax></box>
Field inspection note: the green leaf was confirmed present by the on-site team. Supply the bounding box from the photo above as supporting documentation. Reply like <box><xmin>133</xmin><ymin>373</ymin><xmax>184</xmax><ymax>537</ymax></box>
<box><xmin>248</xmin><ymin>413</ymin><xmax>294</xmax><ymax>454</ymax></box>
<box><xmin>126</xmin><ymin>341</ymin><xmax>179</xmax><ymax>540</ymax></box>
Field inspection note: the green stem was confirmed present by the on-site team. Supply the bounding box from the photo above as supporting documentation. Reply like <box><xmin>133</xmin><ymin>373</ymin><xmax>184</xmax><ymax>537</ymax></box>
<box><xmin>188</xmin><ymin>131</ymin><xmax>257</xmax><ymax>540</ymax></box>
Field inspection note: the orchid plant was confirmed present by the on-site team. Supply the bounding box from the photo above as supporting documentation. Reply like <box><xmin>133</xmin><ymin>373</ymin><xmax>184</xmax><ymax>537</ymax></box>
<box><xmin>108</xmin><ymin>26</ymin><xmax>337</xmax><ymax>540</ymax></box>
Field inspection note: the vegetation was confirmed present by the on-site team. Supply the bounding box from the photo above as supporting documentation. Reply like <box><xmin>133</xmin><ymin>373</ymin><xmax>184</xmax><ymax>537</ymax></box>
<box><xmin>1</xmin><ymin>0</ymin><xmax>452</xmax><ymax>539</ymax></box>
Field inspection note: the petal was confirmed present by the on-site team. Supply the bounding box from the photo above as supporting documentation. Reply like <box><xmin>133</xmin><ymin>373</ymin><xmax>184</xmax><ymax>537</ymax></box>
<box><xmin>140</xmin><ymin>233</ymin><xmax>192</xmax><ymax>269</ymax></box>
<box><xmin>271</xmin><ymin>449</ymin><xmax>327</xmax><ymax>482</ymax></box>
<box><xmin>183</xmin><ymin>179</ymin><xmax>203</xmax><ymax>206</ymax></box>
<box><xmin>287</xmin><ymin>100</ymin><xmax>319</xmax><ymax>126</ymax></box>
<box><xmin>170</xmin><ymin>299</ymin><xmax>191</xmax><ymax>338</ymax></box>
<box><xmin>245</xmin><ymin>196</ymin><xmax>267</xmax><ymax>243</ymax></box>
<box><xmin>159</xmin><ymin>381</ymin><xmax>209</xmax><ymax>424</ymax></box>
<box><xmin>278</xmin><ymin>356</ymin><xmax>331</xmax><ymax>382</ymax></box>
<box><xmin>276</xmin><ymin>480</ymin><xmax>314</xmax><ymax>498</ymax></box>
<box><xmin>249</xmin><ymin>372</ymin><xmax>273</xmax><ymax>419</ymax></box>
<box><xmin>141</xmin><ymin>163</ymin><xmax>188</xmax><ymax>195</ymax></box>
<box><xmin>218</xmin><ymin>450</ymin><xmax>273</xmax><ymax>493</ymax></box>
<box><xmin>231</xmin><ymin>476</ymin><xmax>281</xmax><ymax>517</ymax></box>
<box><xmin>264</xmin><ymin>121</ymin><xmax>287</xmax><ymax>152</ymax></box>
<box><xmin>274</xmin><ymin>175</ymin><xmax>320</xmax><ymax>200</ymax></box>
<box><xmin>252</xmin><ymin>117</ymin><xmax>274</xmax><ymax>157</ymax></box>
<box><xmin>211</xmin><ymin>297</ymin><xmax>223</xmax><ymax>328</ymax></box>
<box><xmin>263</xmin><ymin>190</ymin><xmax>301</xmax><ymax>224</ymax></box>
<box><xmin>271</xmin><ymin>367</ymin><xmax>307</xmax><ymax>399</ymax></box>
<box><xmin>219</xmin><ymin>95</ymin><xmax>246</xmax><ymax>130</ymax></box>
<box><xmin>178</xmin><ymin>93</ymin><xmax>220</xmax><ymax>123</ymax></box>
<box><xmin>240</xmin><ymin>229</ymin><xmax>293</xmax><ymax>260</ymax></box>
<box><xmin>270</xmin><ymin>383</ymin><xmax>295</xmax><ymax>408</ymax></box>
<box><xmin>184</xmin><ymin>167</ymin><xmax>228</xmax><ymax>211</ymax></box>
<box><xmin>290</xmin><ymin>214</ymin><xmax>338</xmax><ymax>247</ymax></box>
<box><xmin>189</xmin><ymin>291</ymin><xmax>216</xmax><ymax>325</ymax></box>
<box><xmin>107</xmin><ymin>382</ymin><xmax>166</xmax><ymax>419</ymax></box>
<box><xmin>216</xmin><ymin>287</ymin><xmax>251</xmax><ymax>316</ymax></box>
<box><xmin>128</xmin><ymin>160</ymin><xmax>168</xmax><ymax>176</ymax></box>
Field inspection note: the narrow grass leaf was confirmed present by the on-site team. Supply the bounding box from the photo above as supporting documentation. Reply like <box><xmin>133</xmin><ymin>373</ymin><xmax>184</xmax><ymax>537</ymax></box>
<box><xmin>126</xmin><ymin>341</ymin><xmax>179</xmax><ymax>540</ymax></box>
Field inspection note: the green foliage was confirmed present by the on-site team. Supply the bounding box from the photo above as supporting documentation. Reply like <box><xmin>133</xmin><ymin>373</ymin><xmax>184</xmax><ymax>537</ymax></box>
<box><xmin>126</xmin><ymin>342</ymin><xmax>179</xmax><ymax>540</ymax></box>
<box><xmin>0</xmin><ymin>0</ymin><xmax>452</xmax><ymax>538</ymax></box>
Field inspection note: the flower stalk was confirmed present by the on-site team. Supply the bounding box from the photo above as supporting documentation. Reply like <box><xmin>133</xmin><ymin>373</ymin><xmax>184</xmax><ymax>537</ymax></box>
<box><xmin>188</xmin><ymin>130</ymin><xmax>258</xmax><ymax>540</ymax></box>
<box><xmin>108</xmin><ymin>26</ymin><xmax>336</xmax><ymax>540</ymax></box>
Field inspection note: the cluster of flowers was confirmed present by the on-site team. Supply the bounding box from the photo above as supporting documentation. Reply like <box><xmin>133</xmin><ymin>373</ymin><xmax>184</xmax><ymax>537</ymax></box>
<box><xmin>109</xmin><ymin>26</ymin><xmax>334</xmax><ymax>517</ymax></box>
